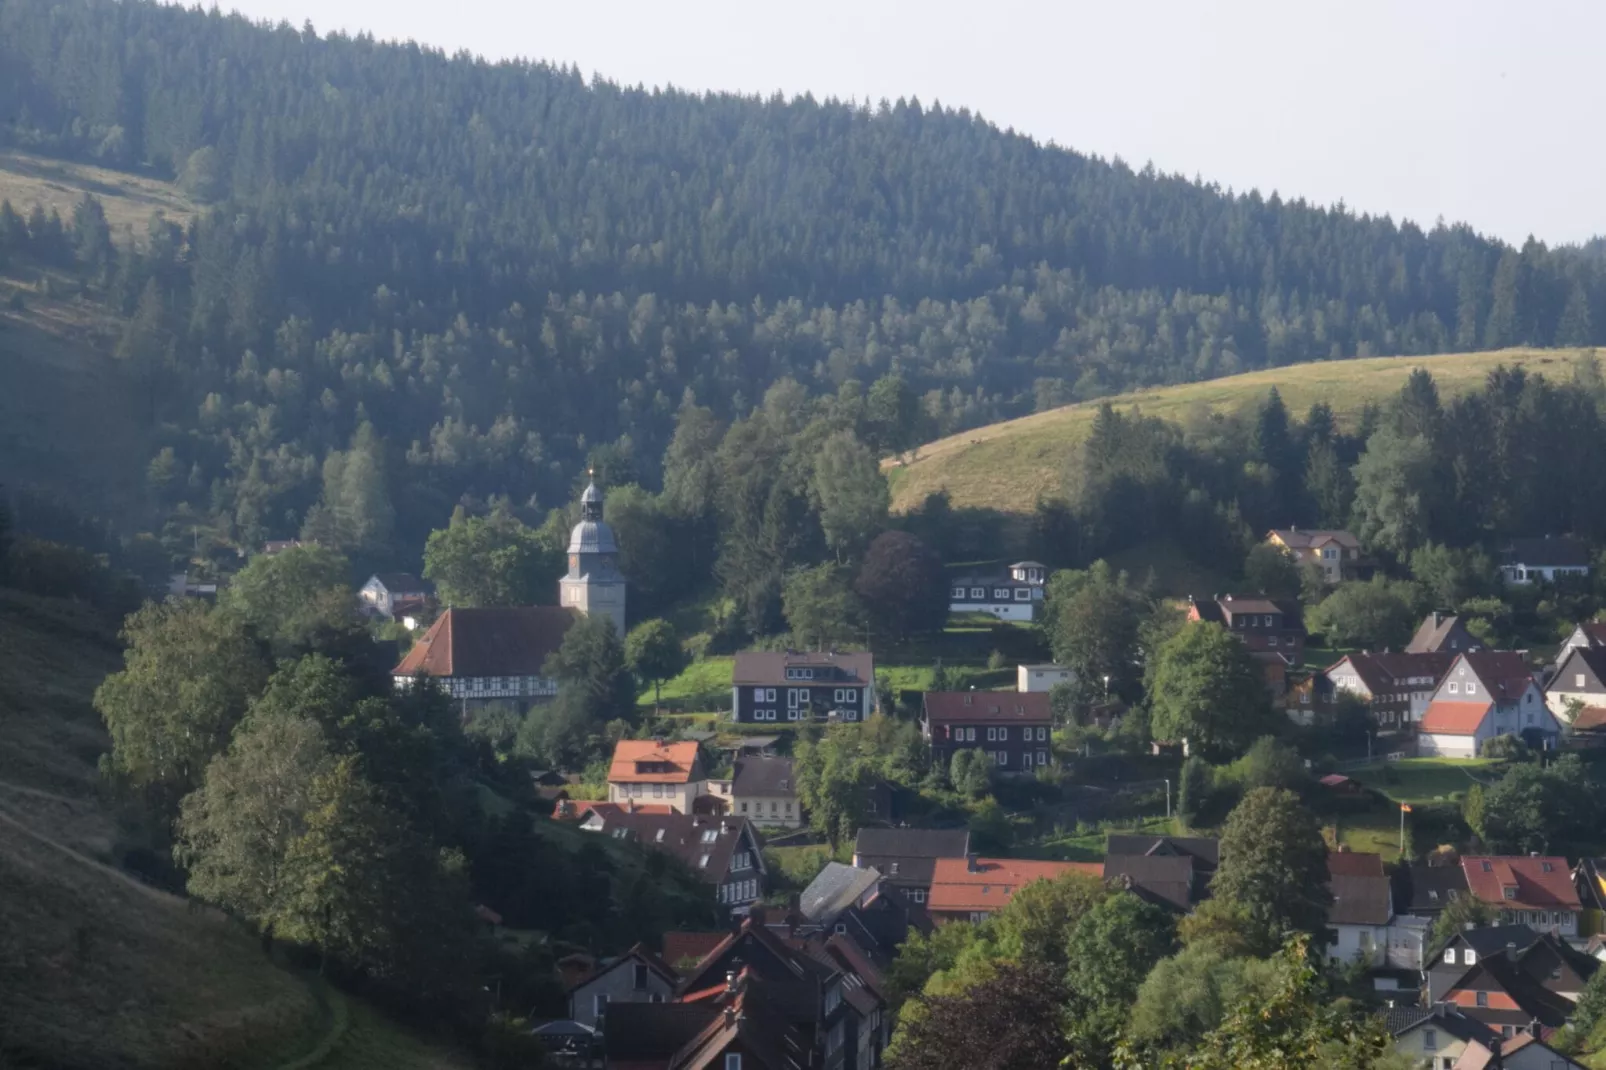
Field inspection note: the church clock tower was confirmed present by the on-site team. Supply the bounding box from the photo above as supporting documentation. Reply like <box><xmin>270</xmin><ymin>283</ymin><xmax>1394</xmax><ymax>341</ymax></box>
<box><xmin>559</xmin><ymin>473</ymin><xmax>627</xmax><ymax>637</ymax></box>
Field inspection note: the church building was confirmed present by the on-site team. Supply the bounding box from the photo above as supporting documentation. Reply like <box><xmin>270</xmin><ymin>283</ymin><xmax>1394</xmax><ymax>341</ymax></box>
<box><xmin>560</xmin><ymin>474</ymin><xmax>628</xmax><ymax>637</ymax></box>
<box><xmin>392</xmin><ymin>474</ymin><xmax>628</xmax><ymax>709</ymax></box>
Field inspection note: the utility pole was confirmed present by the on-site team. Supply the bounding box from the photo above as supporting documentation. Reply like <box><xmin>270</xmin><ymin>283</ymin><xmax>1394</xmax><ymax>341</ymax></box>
<box><xmin>1164</xmin><ymin>778</ymin><xmax>1171</xmax><ymax>820</ymax></box>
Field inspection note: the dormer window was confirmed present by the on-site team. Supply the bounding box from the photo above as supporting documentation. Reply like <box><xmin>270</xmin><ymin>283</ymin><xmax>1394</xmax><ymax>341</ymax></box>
<box><xmin>1542</xmin><ymin>861</ymin><xmax>1554</xmax><ymax>873</ymax></box>
<box><xmin>1444</xmin><ymin>948</ymin><xmax>1456</xmax><ymax>964</ymax></box>
<box><xmin>1465</xmin><ymin>950</ymin><xmax>1476</xmax><ymax>965</ymax></box>
<box><xmin>1502</xmin><ymin>886</ymin><xmax>1517</xmax><ymax>900</ymax></box>
<box><xmin>1481</xmin><ymin>861</ymin><xmax>1493</xmax><ymax>872</ymax></box>
<box><xmin>701</xmin><ymin>829</ymin><xmax>719</xmax><ymax>843</ymax></box>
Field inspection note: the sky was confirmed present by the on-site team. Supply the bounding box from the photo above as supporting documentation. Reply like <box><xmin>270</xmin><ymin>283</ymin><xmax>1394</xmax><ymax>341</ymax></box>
<box><xmin>210</xmin><ymin>0</ymin><xmax>1604</xmax><ymax>247</ymax></box>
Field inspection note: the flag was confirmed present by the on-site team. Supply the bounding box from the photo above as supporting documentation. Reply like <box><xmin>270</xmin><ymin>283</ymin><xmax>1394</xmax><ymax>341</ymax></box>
<box><xmin>1400</xmin><ymin>803</ymin><xmax>1412</xmax><ymax>813</ymax></box>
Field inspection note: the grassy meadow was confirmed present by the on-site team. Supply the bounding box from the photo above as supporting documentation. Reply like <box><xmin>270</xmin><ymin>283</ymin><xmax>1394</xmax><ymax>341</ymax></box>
<box><xmin>887</xmin><ymin>347</ymin><xmax>1596</xmax><ymax>515</ymax></box>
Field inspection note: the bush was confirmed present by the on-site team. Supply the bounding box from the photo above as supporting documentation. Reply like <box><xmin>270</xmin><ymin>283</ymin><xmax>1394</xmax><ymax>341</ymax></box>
<box><xmin>1480</xmin><ymin>733</ymin><xmax>1529</xmax><ymax>761</ymax></box>
<box><xmin>5</xmin><ymin>536</ymin><xmax>142</xmax><ymax>615</ymax></box>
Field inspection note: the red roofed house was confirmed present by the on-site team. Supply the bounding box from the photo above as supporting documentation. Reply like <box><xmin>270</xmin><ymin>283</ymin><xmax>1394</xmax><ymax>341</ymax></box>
<box><xmin>921</xmin><ymin>691</ymin><xmax>1054</xmax><ymax>776</ymax></box>
<box><xmin>391</xmin><ymin>605</ymin><xmax>577</xmax><ymax>712</ymax></box>
<box><xmin>1462</xmin><ymin>856</ymin><xmax>1582</xmax><ymax>937</ymax></box>
<box><xmin>1418</xmin><ymin>652</ymin><xmax>1557</xmax><ymax>759</ymax></box>
<box><xmin>927</xmin><ymin>856</ymin><xmax>1102</xmax><ymax>924</ymax></box>
<box><xmin>608</xmin><ymin>740</ymin><xmax>707</xmax><ymax>814</ymax></box>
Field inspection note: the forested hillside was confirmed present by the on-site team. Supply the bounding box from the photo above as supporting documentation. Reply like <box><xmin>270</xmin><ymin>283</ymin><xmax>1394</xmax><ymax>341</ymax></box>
<box><xmin>1</xmin><ymin>0</ymin><xmax>1603</xmax><ymax>568</ymax></box>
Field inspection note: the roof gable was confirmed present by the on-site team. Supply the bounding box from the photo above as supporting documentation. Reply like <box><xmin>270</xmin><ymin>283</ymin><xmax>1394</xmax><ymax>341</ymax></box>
<box><xmin>392</xmin><ymin>605</ymin><xmax>577</xmax><ymax>677</ymax></box>
<box><xmin>1550</xmin><ymin>646</ymin><xmax>1606</xmax><ymax>695</ymax></box>
<box><xmin>922</xmin><ymin>691</ymin><xmax>1051</xmax><ymax>724</ymax></box>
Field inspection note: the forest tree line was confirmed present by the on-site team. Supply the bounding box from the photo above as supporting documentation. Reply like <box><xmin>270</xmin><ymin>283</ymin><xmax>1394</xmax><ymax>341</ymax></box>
<box><xmin>3</xmin><ymin>0</ymin><xmax>1606</xmax><ymax>578</ymax></box>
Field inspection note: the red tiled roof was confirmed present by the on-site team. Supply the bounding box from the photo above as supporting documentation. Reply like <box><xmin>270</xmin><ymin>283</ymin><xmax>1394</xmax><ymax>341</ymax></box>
<box><xmin>922</xmin><ymin>691</ymin><xmax>1052</xmax><ymax>725</ymax></box>
<box><xmin>1461</xmin><ymin>856</ymin><xmax>1581</xmax><ymax>912</ymax></box>
<box><xmin>392</xmin><ymin>605</ymin><xmax>577</xmax><ymax>677</ymax></box>
<box><xmin>609</xmin><ymin>740</ymin><xmax>703</xmax><ymax>784</ymax></box>
<box><xmin>1573</xmin><ymin>706</ymin><xmax>1606</xmax><ymax>731</ymax></box>
<box><xmin>927</xmin><ymin>857</ymin><xmax>1101</xmax><ymax>914</ymax></box>
<box><xmin>661</xmin><ymin>932</ymin><xmax>728</xmax><ymax>969</ymax></box>
<box><xmin>1420</xmin><ymin>701</ymin><xmax>1491</xmax><ymax>735</ymax></box>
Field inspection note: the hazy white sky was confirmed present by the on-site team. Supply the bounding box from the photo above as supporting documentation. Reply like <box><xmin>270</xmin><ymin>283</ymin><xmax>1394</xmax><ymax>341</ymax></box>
<box><xmin>212</xmin><ymin>0</ymin><xmax>1603</xmax><ymax>247</ymax></box>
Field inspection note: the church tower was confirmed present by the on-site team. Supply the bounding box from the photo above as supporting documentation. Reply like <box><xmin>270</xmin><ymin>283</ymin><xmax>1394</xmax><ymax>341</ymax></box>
<box><xmin>559</xmin><ymin>473</ymin><xmax>627</xmax><ymax>637</ymax></box>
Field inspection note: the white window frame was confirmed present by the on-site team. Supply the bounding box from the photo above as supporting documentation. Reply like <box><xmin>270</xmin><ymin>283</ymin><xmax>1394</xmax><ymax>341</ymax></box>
<box><xmin>970</xmin><ymin>587</ymin><xmax>984</xmax><ymax>599</ymax></box>
<box><xmin>951</xmin><ymin>586</ymin><xmax>965</xmax><ymax>599</ymax></box>
<box><xmin>725</xmin><ymin>1054</ymin><xmax>742</xmax><ymax>1070</ymax></box>
<box><xmin>986</xmin><ymin>726</ymin><xmax>997</xmax><ymax>741</ymax></box>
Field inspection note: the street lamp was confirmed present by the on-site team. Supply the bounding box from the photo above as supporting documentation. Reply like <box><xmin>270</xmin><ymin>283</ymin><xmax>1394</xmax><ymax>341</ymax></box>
<box><xmin>1163</xmin><ymin>778</ymin><xmax>1171</xmax><ymax>820</ymax></box>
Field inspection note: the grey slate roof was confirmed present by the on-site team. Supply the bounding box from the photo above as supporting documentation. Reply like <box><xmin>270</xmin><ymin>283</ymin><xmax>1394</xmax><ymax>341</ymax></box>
<box><xmin>1328</xmin><ymin>873</ymin><xmax>1392</xmax><ymax>926</ymax></box>
<box><xmin>853</xmin><ymin>827</ymin><xmax>971</xmax><ymax>887</ymax></box>
<box><xmin>731</xmin><ymin>757</ymin><xmax>796</xmax><ymax>798</ymax></box>
<box><xmin>1507</xmin><ymin>535</ymin><xmax>1592</xmax><ymax>567</ymax></box>
<box><xmin>799</xmin><ymin>863</ymin><xmax>882</xmax><ymax>925</ymax></box>
<box><xmin>1392</xmin><ymin>862</ymin><xmax>1470</xmax><ymax>916</ymax></box>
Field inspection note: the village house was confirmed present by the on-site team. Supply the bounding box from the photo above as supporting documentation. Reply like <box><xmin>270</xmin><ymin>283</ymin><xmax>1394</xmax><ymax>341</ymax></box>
<box><xmin>606</xmin><ymin>740</ymin><xmax>710</xmax><ymax>814</ymax></box>
<box><xmin>581</xmin><ymin>810</ymin><xmax>767</xmax><ymax>913</ymax></box>
<box><xmin>1559</xmin><ymin>619</ymin><xmax>1606</xmax><ymax>656</ymax></box>
<box><xmin>1417</xmin><ymin>652</ymin><xmax>1557</xmax><ymax>758</ymax></box>
<box><xmin>1102</xmin><ymin>835</ymin><xmax>1218</xmax><ymax>914</ymax></box>
<box><xmin>1324</xmin><ymin>852</ymin><xmax>1393</xmax><ymax>967</ymax></box>
<box><xmin>1457</xmin><ymin>1033</ymin><xmax>1589</xmax><ymax>1070</ymax></box>
<box><xmin>1186</xmin><ymin>594</ymin><xmax>1307</xmax><ymax>664</ymax></box>
<box><xmin>391</xmin><ymin>605</ymin><xmax>576</xmax><ymax>711</ymax></box>
<box><xmin>1499</xmin><ymin>535</ymin><xmax>1592</xmax><ymax>586</ymax></box>
<box><xmin>1460</xmin><ymin>856</ymin><xmax>1583</xmax><ymax>936</ymax></box>
<box><xmin>566</xmin><ymin>944</ymin><xmax>678</xmax><ymax>1029</ymax></box>
<box><xmin>947</xmin><ymin>561</ymin><xmax>1047</xmax><ymax>622</ymax></box>
<box><xmin>1265</xmin><ymin>527</ymin><xmax>1368</xmax><ymax>584</ymax></box>
<box><xmin>708</xmin><ymin>756</ymin><xmax>802</xmax><ymax>828</ymax></box>
<box><xmin>731</xmin><ymin>650</ymin><xmax>876</xmax><ymax>724</ymax></box>
<box><xmin>359</xmin><ymin>572</ymin><xmax>434</xmax><ymax>623</ymax></box>
<box><xmin>1016</xmin><ymin>663</ymin><xmax>1074</xmax><ymax>692</ymax></box>
<box><xmin>671</xmin><ymin>918</ymin><xmax>879</xmax><ymax>1070</ymax></box>
<box><xmin>1406</xmin><ymin>611</ymin><xmax>1482</xmax><ymax>655</ymax></box>
<box><xmin>1428</xmin><ymin>924</ymin><xmax>1596</xmax><ymax>1038</ymax></box>
<box><xmin>852</xmin><ymin>827</ymin><xmax>971</xmax><ymax>909</ymax></box>
<box><xmin>1387</xmin><ymin>1004</ymin><xmax>1497</xmax><ymax>1070</ymax></box>
<box><xmin>1392</xmin><ymin>861</ymin><xmax>1471</xmax><ymax>923</ymax></box>
<box><xmin>1544</xmin><ymin>645</ymin><xmax>1606</xmax><ymax>726</ymax></box>
<box><xmin>926</xmin><ymin>856</ymin><xmax>1101</xmax><ymax>924</ymax></box>
<box><xmin>920</xmin><ymin>691</ymin><xmax>1054</xmax><ymax>775</ymax></box>
<box><xmin>1323</xmin><ymin>650</ymin><xmax>1454</xmax><ymax>735</ymax></box>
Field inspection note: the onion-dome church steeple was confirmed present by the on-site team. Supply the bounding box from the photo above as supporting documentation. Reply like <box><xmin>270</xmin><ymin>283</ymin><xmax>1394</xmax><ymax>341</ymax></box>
<box><xmin>559</xmin><ymin>472</ymin><xmax>627</xmax><ymax>636</ymax></box>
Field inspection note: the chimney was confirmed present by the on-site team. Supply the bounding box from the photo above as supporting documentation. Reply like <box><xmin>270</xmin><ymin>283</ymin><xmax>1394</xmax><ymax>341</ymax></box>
<box><xmin>1433</xmin><ymin>611</ymin><xmax>1443</xmax><ymax>627</ymax></box>
<box><xmin>967</xmin><ymin>853</ymin><xmax>980</xmax><ymax>873</ymax></box>
<box><xmin>723</xmin><ymin>1004</ymin><xmax>736</xmax><ymax>1026</ymax></box>
<box><xmin>1506</xmin><ymin>941</ymin><xmax>1517</xmax><ymax>961</ymax></box>
<box><xmin>725</xmin><ymin>970</ymin><xmax>738</xmax><ymax>993</ymax></box>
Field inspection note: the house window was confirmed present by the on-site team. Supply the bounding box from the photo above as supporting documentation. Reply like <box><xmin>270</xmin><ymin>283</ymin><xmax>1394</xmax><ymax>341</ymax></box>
<box><xmin>740</xmin><ymin>802</ymin><xmax>748</xmax><ymax>813</ymax></box>
<box><xmin>1037</xmin><ymin>750</ymin><xmax>1048</xmax><ymax>765</ymax></box>
<box><xmin>633</xmin><ymin>963</ymin><xmax>649</xmax><ymax>990</ymax></box>
<box><xmin>952</xmin><ymin>587</ymin><xmax>965</xmax><ymax>599</ymax></box>
<box><xmin>1021</xmin><ymin>751</ymin><xmax>1033</xmax><ymax>767</ymax></box>
<box><xmin>725</xmin><ymin>1055</ymin><xmax>742</xmax><ymax>1070</ymax></box>
<box><xmin>912</xmin><ymin>889</ymin><xmax>926</xmax><ymax>904</ymax></box>
<box><xmin>997</xmin><ymin>727</ymin><xmax>1009</xmax><ymax>741</ymax></box>
<box><xmin>1466</xmin><ymin>683</ymin><xmax>1476</xmax><ymax>694</ymax></box>
<box><xmin>1014</xmin><ymin>588</ymin><xmax>1030</xmax><ymax>601</ymax></box>
<box><xmin>993</xmin><ymin>588</ymin><xmax>1010</xmax><ymax>600</ymax></box>
<box><xmin>1448</xmin><ymin>682</ymin><xmax>1459</xmax><ymax>694</ymax></box>
<box><xmin>1465</xmin><ymin>950</ymin><xmax>1476</xmax><ymax>965</ymax></box>
<box><xmin>1579</xmin><ymin>674</ymin><xmax>1588</xmax><ymax>688</ymax></box>
<box><xmin>987</xmin><ymin>727</ymin><xmax>997</xmax><ymax>741</ymax></box>
<box><xmin>1423</xmin><ymin>1029</ymin><xmax>1438</xmax><ymax>1051</ymax></box>
<box><xmin>1443</xmin><ymin>948</ymin><xmax>1456</xmax><ymax>964</ymax></box>
<box><xmin>786</xmin><ymin>708</ymin><xmax>798</xmax><ymax>721</ymax></box>
<box><xmin>594</xmin><ymin>993</ymin><xmax>609</xmax><ymax>1017</ymax></box>
<box><xmin>970</xmin><ymin>587</ymin><xmax>984</xmax><ymax>599</ymax></box>
<box><xmin>997</xmin><ymin>750</ymin><xmax>1008</xmax><ymax>766</ymax></box>
<box><xmin>1475</xmin><ymin>991</ymin><xmax>1488</xmax><ymax>1008</ymax></box>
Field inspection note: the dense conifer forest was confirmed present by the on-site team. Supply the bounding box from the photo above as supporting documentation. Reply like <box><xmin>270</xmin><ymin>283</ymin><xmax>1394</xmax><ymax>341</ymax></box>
<box><xmin>2</xmin><ymin>0</ymin><xmax>1604</xmax><ymax>570</ymax></box>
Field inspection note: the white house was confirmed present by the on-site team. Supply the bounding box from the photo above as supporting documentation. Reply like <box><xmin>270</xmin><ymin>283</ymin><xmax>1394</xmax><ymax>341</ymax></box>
<box><xmin>948</xmin><ymin>562</ymin><xmax>1047</xmax><ymax>622</ymax></box>
<box><xmin>1544</xmin><ymin>645</ymin><xmax>1606</xmax><ymax>724</ymax></box>
<box><xmin>1325</xmin><ymin>853</ymin><xmax>1392</xmax><ymax>967</ymax></box>
<box><xmin>1017</xmin><ymin>664</ymin><xmax>1075</xmax><ymax>693</ymax></box>
<box><xmin>1499</xmin><ymin>536</ymin><xmax>1592</xmax><ymax>586</ymax></box>
<box><xmin>1417</xmin><ymin>651</ymin><xmax>1557</xmax><ymax>758</ymax></box>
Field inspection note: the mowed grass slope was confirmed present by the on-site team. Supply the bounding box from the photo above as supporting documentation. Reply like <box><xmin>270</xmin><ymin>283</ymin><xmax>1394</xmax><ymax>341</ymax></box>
<box><xmin>887</xmin><ymin>347</ymin><xmax>1593</xmax><ymax>515</ymax></box>
<box><xmin>0</xmin><ymin>148</ymin><xmax>197</xmax><ymax>239</ymax></box>
<box><xmin>0</xmin><ymin>591</ymin><xmax>472</xmax><ymax>1069</ymax></box>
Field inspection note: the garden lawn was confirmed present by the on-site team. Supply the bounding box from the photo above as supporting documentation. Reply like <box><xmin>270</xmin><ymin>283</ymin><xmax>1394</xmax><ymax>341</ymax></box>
<box><xmin>1347</xmin><ymin>758</ymin><xmax>1496</xmax><ymax>805</ymax></box>
<box><xmin>643</xmin><ymin>656</ymin><xmax>734</xmax><ymax>711</ymax></box>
